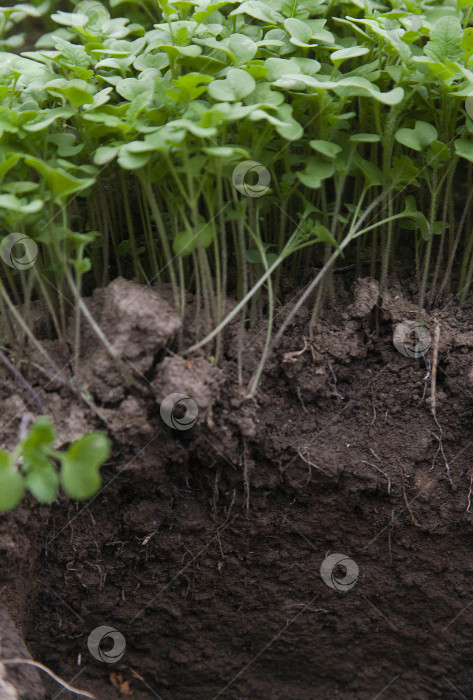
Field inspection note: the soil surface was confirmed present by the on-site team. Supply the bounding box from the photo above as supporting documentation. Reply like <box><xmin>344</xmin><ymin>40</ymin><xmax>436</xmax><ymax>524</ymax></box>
<box><xmin>1</xmin><ymin>276</ymin><xmax>473</xmax><ymax>699</ymax></box>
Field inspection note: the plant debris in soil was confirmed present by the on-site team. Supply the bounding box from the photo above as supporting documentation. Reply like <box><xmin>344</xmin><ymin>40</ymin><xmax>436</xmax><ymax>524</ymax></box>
<box><xmin>1</xmin><ymin>278</ymin><xmax>473</xmax><ymax>699</ymax></box>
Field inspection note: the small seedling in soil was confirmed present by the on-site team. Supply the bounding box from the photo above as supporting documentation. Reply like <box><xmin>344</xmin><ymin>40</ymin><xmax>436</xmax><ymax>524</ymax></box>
<box><xmin>0</xmin><ymin>416</ymin><xmax>110</xmax><ymax>511</ymax></box>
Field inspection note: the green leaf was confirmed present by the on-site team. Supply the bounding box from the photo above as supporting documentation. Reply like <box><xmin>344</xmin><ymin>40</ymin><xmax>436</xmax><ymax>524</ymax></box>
<box><xmin>309</xmin><ymin>140</ymin><xmax>342</xmax><ymax>158</ymax></box>
<box><xmin>133</xmin><ymin>51</ymin><xmax>169</xmax><ymax>72</ymax></box>
<box><xmin>204</xmin><ymin>146</ymin><xmax>246</xmax><ymax>158</ymax></box>
<box><xmin>60</xmin><ymin>433</ymin><xmax>110</xmax><ymax>500</ymax></box>
<box><xmin>46</xmin><ymin>84</ymin><xmax>94</xmax><ymax>109</ymax></box>
<box><xmin>350</xmin><ymin>133</ymin><xmax>381</xmax><ymax>143</ymax></box>
<box><xmin>116</xmin><ymin>76</ymin><xmax>154</xmax><ymax>101</ymax></box>
<box><xmin>455</xmin><ymin>137</ymin><xmax>473</xmax><ymax>162</ymax></box>
<box><xmin>330</xmin><ymin>46</ymin><xmax>369</xmax><ymax>67</ymax></box>
<box><xmin>117</xmin><ymin>141</ymin><xmax>154</xmax><ymax>170</ymax></box>
<box><xmin>0</xmin><ymin>194</ymin><xmax>43</xmax><ymax>213</ymax></box>
<box><xmin>246</xmin><ymin>245</ymin><xmax>277</xmax><ymax>265</ymax></box>
<box><xmin>23</xmin><ymin>108</ymin><xmax>74</xmax><ymax>132</ymax></box>
<box><xmin>462</xmin><ymin>28</ymin><xmax>473</xmax><ymax>59</ymax></box>
<box><xmin>24</xmin><ymin>156</ymin><xmax>95</xmax><ymax>201</ymax></box>
<box><xmin>166</xmin><ymin>73</ymin><xmax>212</xmax><ymax>103</ymax></box>
<box><xmin>207</xmin><ymin>68</ymin><xmax>256</xmax><ymax>101</ymax></box>
<box><xmin>388</xmin><ymin>155</ymin><xmax>420</xmax><ymax>187</ymax></box>
<box><xmin>202</xmin><ymin>34</ymin><xmax>258</xmax><ymax>66</ymax></box>
<box><xmin>48</xmin><ymin>133</ymin><xmax>84</xmax><ymax>157</ymax></box>
<box><xmin>22</xmin><ymin>417</ymin><xmax>56</xmax><ymax>450</ymax></box>
<box><xmin>424</xmin><ymin>17</ymin><xmax>463</xmax><ymax>63</ymax></box>
<box><xmin>265</xmin><ymin>58</ymin><xmax>301</xmax><ymax>81</ymax></box>
<box><xmin>0</xmin><ymin>451</ymin><xmax>24</xmax><ymax>512</ymax></box>
<box><xmin>226</xmin><ymin>33</ymin><xmax>258</xmax><ymax>65</ymax></box>
<box><xmin>246</xmin><ymin>249</ymin><xmax>262</xmax><ymax>263</ymax></box>
<box><xmin>354</xmin><ymin>153</ymin><xmax>383</xmax><ymax>187</ymax></box>
<box><xmin>313</xmin><ymin>222</ymin><xmax>339</xmax><ymax>249</ymax></box>
<box><xmin>284</xmin><ymin>18</ymin><xmax>313</xmax><ymax>46</ymax></box>
<box><xmin>25</xmin><ymin>464</ymin><xmax>58</xmax><ymax>504</ymax></box>
<box><xmin>297</xmin><ymin>157</ymin><xmax>335</xmax><ymax>189</ymax></box>
<box><xmin>153</xmin><ymin>44</ymin><xmax>201</xmax><ymax>60</ymax></box>
<box><xmin>94</xmin><ymin>145</ymin><xmax>119</xmax><ymax>165</ymax></box>
<box><xmin>173</xmin><ymin>223</ymin><xmax>214</xmax><ymax>257</ymax></box>
<box><xmin>284</xmin><ymin>18</ymin><xmax>333</xmax><ymax>47</ymax></box>
<box><xmin>54</xmin><ymin>37</ymin><xmax>92</xmax><ymax>70</ymax></box>
<box><xmin>271</xmin><ymin>73</ymin><xmax>404</xmax><ymax>105</ymax></box>
<box><xmin>402</xmin><ymin>195</ymin><xmax>430</xmax><ymax>240</ymax></box>
<box><xmin>273</xmin><ymin>103</ymin><xmax>303</xmax><ymax>140</ymax></box>
<box><xmin>193</xmin><ymin>1</ymin><xmax>230</xmax><ymax>23</ymax></box>
<box><xmin>229</xmin><ymin>1</ymin><xmax>284</xmax><ymax>24</ymax></box>
<box><xmin>395</xmin><ymin>121</ymin><xmax>438</xmax><ymax>151</ymax></box>
<box><xmin>1</xmin><ymin>182</ymin><xmax>38</xmax><ymax>195</ymax></box>
<box><xmin>244</xmin><ymin>82</ymin><xmax>284</xmax><ymax>106</ymax></box>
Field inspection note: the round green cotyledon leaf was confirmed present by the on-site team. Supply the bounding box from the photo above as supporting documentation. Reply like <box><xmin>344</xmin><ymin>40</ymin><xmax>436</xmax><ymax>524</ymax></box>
<box><xmin>25</xmin><ymin>464</ymin><xmax>59</xmax><ymax>504</ymax></box>
<box><xmin>455</xmin><ymin>137</ymin><xmax>473</xmax><ymax>162</ymax></box>
<box><xmin>22</xmin><ymin>417</ymin><xmax>56</xmax><ymax>450</ymax></box>
<box><xmin>173</xmin><ymin>223</ymin><xmax>214</xmax><ymax>257</ymax></box>
<box><xmin>395</xmin><ymin>121</ymin><xmax>438</xmax><ymax>151</ymax></box>
<box><xmin>207</xmin><ymin>68</ymin><xmax>256</xmax><ymax>101</ymax></box>
<box><xmin>0</xmin><ymin>451</ymin><xmax>24</xmax><ymax>512</ymax></box>
<box><xmin>60</xmin><ymin>432</ymin><xmax>110</xmax><ymax>500</ymax></box>
<box><xmin>309</xmin><ymin>140</ymin><xmax>343</xmax><ymax>158</ymax></box>
<box><xmin>297</xmin><ymin>157</ymin><xmax>335</xmax><ymax>189</ymax></box>
<box><xmin>330</xmin><ymin>46</ymin><xmax>369</xmax><ymax>67</ymax></box>
<box><xmin>465</xmin><ymin>97</ymin><xmax>473</xmax><ymax>120</ymax></box>
<box><xmin>349</xmin><ymin>133</ymin><xmax>381</xmax><ymax>143</ymax></box>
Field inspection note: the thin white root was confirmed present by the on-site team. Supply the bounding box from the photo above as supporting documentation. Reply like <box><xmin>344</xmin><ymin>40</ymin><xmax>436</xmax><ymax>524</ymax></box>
<box><xmin>361</xmin><ymin>461</ymin><xmax>391</xmax><ymax>495</ymax></box>
<box><xmin>430</xmin><ymin>320</ymin><xmax>441</xmax><ymax>419</ymax></box>
<box><xmin>0</xmin><ymin>659</ymin><xmax>95</xmax><ymax>699</ymax></box>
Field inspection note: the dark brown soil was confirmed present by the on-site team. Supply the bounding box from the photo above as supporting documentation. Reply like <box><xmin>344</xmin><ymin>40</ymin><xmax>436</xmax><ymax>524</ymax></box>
<box><xmin>1</xmin><ymin>277</ymin><xmax>473</xmax><ymax>700</ymax></box>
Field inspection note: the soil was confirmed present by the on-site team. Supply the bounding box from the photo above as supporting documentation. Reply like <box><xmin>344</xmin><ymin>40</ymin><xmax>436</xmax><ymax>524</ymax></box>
<box><xmin>1</xmin><ymin>276</ymin><xmax>473</xmax><ymax>700</ymax></box>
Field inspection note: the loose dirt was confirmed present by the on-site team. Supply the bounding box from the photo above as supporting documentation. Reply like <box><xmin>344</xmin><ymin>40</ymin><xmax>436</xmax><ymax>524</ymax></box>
<box><xmin>1</xmin><ymin>277</ymin><xmax>473</xmax><ymax>699</ymax></box>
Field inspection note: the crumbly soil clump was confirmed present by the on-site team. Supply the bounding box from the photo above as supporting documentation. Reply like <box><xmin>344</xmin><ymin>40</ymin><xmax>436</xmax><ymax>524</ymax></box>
<box><xmin>1</xmin><ymin>276</ymin><xmax>473</xmax><ymax>699</ymax></box>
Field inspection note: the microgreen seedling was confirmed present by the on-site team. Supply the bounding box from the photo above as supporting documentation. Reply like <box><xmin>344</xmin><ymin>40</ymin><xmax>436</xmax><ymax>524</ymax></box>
<box><xmin>0</xmin><ymin>0</ymin><xmax>472</xmax><ymax>389</ymax></box>
<box><xmin>0</xmin><ymin>417</ymin><xmax>111</xmax><ymax>511</ymax></box>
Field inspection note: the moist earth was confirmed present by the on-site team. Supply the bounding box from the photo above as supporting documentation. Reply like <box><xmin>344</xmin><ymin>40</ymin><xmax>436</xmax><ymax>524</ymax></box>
<box><xmin>1</xmin><ymin>277</ymin><xmax>473</xmax><ymax>699</ymax></box>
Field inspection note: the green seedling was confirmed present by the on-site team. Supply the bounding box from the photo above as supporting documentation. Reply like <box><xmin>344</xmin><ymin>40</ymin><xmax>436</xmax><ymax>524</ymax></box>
<box><xmin>0</xmin><ymin>0</ymin><xmax>473</xmax><ymax>384</ymax></box>
<box><xmin>0</xmin><ymin>417</ymin><xmax>111</xmax><ymax>511</ymax></box>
